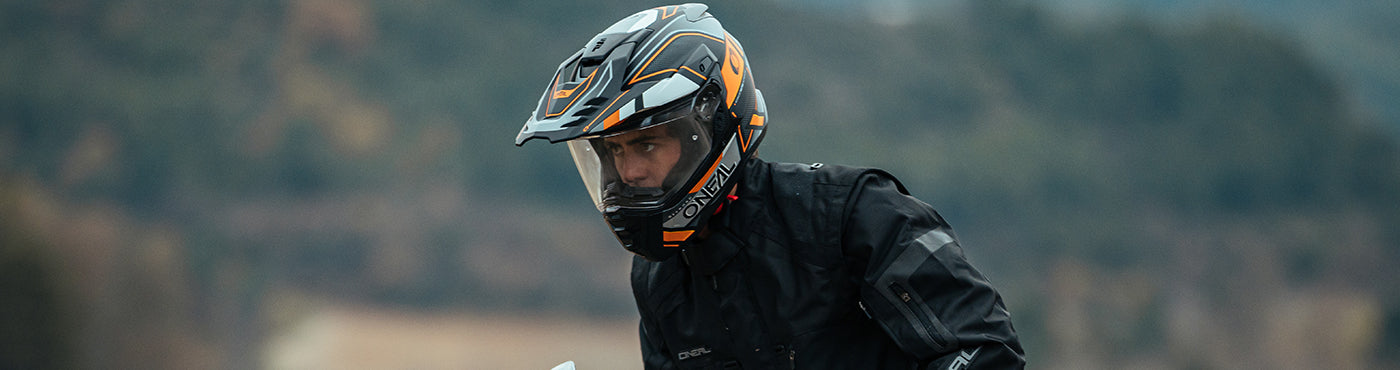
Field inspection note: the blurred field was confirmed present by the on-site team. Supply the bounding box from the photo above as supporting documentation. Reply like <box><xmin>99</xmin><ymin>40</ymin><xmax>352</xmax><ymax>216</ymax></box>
<box><xmin>264</xmin><ymin>304</ymin><xmax>641</xmax><ymax>370</ymax></box>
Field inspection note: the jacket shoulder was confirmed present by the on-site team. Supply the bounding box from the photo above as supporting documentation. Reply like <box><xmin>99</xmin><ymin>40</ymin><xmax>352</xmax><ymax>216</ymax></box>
<box><xmin>751</xmin><ymin>160</ymin><xmax>900</xmax><ymax>254</ymax></box>
<box><xmin>759</xmin><ymin>161</ymin><xmax>909</xmax><ymax>209</ymax></box>
<box><xmin>762</xmin><ymin>161</ymin><xmax>873</xmax><ymax>188</ymax></box>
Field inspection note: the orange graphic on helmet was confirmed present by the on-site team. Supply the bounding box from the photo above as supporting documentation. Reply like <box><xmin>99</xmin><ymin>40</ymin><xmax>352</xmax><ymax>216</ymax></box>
<box><xmin>721</xmin><ymin>32</ymin><xmax>745</xmax><ymax>108</ymax></box>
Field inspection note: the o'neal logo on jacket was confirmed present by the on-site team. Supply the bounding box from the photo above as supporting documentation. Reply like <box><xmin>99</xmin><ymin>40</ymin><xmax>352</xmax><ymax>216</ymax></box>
<box><xmin>676</xmin><ymin>346</ymin><xmax>712</xmax><ymax>360</ymax></box>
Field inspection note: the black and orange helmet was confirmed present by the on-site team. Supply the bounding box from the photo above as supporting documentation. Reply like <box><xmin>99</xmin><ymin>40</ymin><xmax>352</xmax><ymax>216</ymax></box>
<box><xmin>515</xmin><ymin>3</ymin><xmax>767</xmax><ymax>261</ymax></box>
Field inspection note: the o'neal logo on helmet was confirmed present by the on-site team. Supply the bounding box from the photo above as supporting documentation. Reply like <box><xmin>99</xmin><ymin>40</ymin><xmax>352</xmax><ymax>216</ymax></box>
<box><xmin>680</xmin><ymin>161</ymin><xmax>734</xmax><ymax>219</ymax></box>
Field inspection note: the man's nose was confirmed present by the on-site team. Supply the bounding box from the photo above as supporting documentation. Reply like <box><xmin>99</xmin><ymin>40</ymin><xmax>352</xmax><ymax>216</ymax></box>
<box><xmin>619</xmin><ymin>157</ymin><xmax>649</xmax><ymax>186</ymax></box>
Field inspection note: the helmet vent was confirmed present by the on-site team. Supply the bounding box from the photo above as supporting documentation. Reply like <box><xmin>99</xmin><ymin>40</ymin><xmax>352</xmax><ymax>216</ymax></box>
<box><xmin>561</xmin><ymin>118</ymin><xmax>587</xmax><ymax>128</ymax></box>
<box><xmin>574</xmin><ymin>107</ymin><xmax>599</xmax><ymax>117</ymax></box>
<box><xmin>585</xmin><ymin>97</ymin><xmax>609</xmax><ymax>106</ymax></box>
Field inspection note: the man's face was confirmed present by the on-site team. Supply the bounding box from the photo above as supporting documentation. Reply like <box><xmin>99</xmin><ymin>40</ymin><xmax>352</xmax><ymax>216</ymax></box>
<box><xmin>603</xmin><ymin>124</ymin><xmax>682</xmax><ymax>188</ymax></box>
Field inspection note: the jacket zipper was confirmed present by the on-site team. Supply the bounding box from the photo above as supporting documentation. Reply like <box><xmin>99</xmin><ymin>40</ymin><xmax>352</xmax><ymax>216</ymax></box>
<box><xmin>888</xmin><ymin>282</ymin><xmax>950</xmax><ymax>349</ymax></box>
<box><xmin>788</xmin><ymin>346</ymin><xmax>796</xmax><ymax>370</ymax></box>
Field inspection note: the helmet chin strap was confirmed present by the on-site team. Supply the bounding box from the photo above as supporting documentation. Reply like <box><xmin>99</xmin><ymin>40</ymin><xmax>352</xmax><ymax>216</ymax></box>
<box><xmin>688</xmin><ymin>188</ymin><xmax>741</xmax><ymax>242</ymax></box>
<box><xmin>710</xmin><ymin>193</ymin><xmax>740</xmax><ymax>217</ymax></box>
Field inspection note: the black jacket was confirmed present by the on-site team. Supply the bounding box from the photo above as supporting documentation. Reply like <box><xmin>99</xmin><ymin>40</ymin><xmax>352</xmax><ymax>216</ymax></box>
<box><xmin>632</xmin><ymin>159</ymin><xmax>1025</xmax><ymax>369</ymax></box>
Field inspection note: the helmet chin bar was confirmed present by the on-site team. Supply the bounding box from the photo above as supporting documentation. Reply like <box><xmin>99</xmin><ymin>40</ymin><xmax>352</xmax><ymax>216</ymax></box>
<box><xmin>604</xmin><ymin>182</ymin><xmax>736</xmax><ymax>262</ymax></box>
<box><xmin>601</xmin><ymin>183</ymin><xmax>665</xmax><ymax>209</ymax></box>
<box><xmin>606</xmin><ymin>206</ymin><xmax>676</xmax><ymax>261</ymax></box>
<box><xmin>604</xmin><ymin>139</ymin><xmax>743</xmax><ymax>262</ymax></box>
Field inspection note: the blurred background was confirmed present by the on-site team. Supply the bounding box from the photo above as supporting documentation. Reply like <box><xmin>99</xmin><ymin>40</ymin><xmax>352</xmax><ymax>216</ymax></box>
<box><xmin>3</xmin><ymin>0</ymin><xmax>1399</xmax><ymax>368</ymax></box>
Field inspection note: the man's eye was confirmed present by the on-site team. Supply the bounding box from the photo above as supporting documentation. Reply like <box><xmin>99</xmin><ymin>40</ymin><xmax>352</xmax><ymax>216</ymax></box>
<box><xmin>642</xmin><ymin>143</ymin><xmax>656</xmax><ymax>152</ymax></box>
<box><xmin>608</xmin><ymin>145</ymin><xmax>623</xmax><ymax>155</ymax></box>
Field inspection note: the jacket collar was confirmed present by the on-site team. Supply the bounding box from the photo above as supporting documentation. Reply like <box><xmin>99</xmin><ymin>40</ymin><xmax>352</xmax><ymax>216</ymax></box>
<box><xmin>679</xmin><ymin>158</ymin><xmax>768</xmax><ymax>275</ymax></box>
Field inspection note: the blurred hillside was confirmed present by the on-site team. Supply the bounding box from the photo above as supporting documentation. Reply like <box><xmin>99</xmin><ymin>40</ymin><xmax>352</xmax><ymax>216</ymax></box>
<box><xmin>2</xmin><ymin>0</ymin><xmax>1399</xmax><ymax>368</ymax></box>
<box><xmin>791</xmin><ymin>0</ymin><xmax>1400</xmax><ymax>135</ymax></box>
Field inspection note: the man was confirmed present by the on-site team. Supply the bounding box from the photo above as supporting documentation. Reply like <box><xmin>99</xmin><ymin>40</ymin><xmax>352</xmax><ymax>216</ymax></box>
<box><xmin>515</xmin><ymin>4</ymin><xmax>1025</xmax><ymax>369</ymax></box>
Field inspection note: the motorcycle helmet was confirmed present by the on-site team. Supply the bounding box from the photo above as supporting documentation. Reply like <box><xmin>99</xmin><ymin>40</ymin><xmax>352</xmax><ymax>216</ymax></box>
<box><xmin>515</xmin><ymin>3</ymin><xmax>767</xmax><ymax>261</ymax></box>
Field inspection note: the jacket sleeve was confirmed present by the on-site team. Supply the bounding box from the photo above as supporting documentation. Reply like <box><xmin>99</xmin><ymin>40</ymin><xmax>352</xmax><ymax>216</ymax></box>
<box><xmin>841</xmin><ymin>172</ymin><xmax>1025</xmax><ymax>369</ymax></box>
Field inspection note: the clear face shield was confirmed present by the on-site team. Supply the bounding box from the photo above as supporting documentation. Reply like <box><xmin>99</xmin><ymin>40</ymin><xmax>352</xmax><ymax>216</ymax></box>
<box><xmin>566</xmin><ymin>104</ymin><xmax>714</xmax><ymax>213</ymax></box>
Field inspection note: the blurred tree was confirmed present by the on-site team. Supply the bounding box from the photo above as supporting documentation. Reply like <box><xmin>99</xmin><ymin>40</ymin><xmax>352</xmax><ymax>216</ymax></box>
<box><xmin>0</xmin><ymin>209</ymin><xmax>73</xmax><ymax>370</ymax></box>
